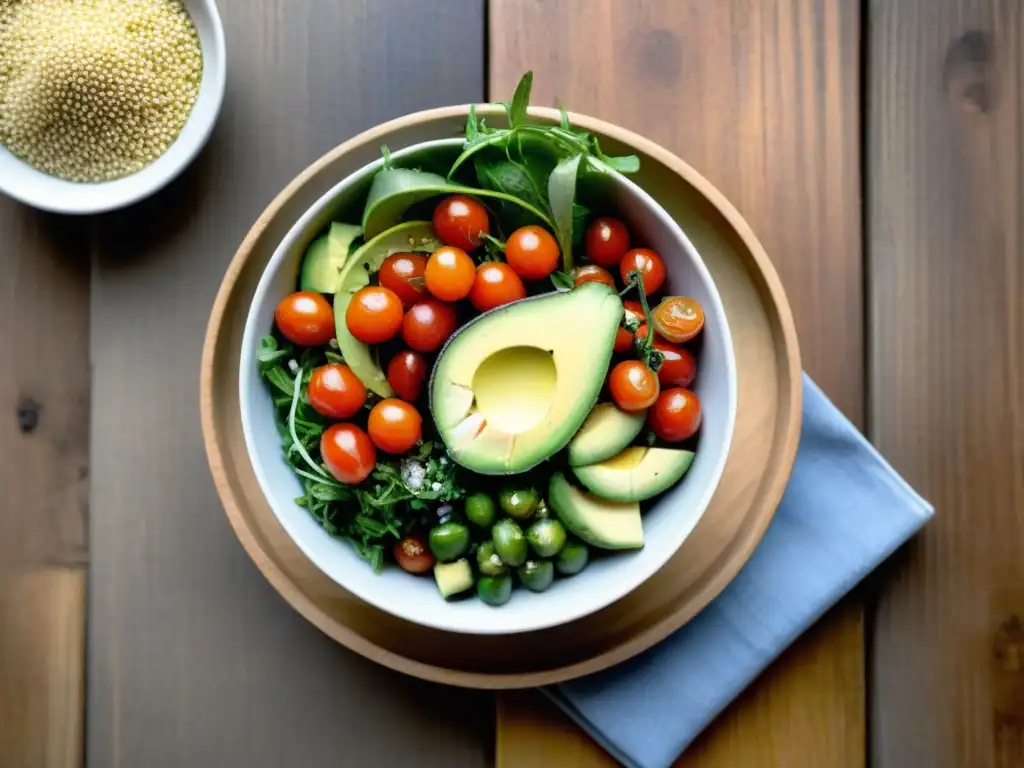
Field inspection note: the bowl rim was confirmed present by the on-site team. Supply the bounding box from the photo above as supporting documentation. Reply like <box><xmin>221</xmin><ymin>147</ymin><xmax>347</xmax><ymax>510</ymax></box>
<box><xmin>237</xmin><ymin>135</ymin><xmax>738</xmax><ymax>635</ymax></box>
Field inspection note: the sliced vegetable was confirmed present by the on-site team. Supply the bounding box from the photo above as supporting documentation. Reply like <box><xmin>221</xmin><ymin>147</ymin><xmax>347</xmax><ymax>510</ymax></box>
<box><xmin>299</xmin><ymin>222</ymin><xmax>362</xmax><ymax>294</ymax></box>
<box><xmin>434</xmin><ymin>559</ymin><xmax>474</xmax><ymax>599</ymax></box>
<box><xmin>394</xmin><ymin>535</ymin><xmax>435</xmax><ymax>574</ymax></box>
<box><xmin>653</xmin><ymin>296</ymin><xmax>705</xmax><ymax>343</ymax></box>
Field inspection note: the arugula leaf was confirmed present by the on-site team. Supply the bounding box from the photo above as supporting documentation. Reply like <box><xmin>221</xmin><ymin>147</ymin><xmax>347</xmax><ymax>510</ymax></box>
<box><xmin>448</xmin><ymin>132</ymin><xmax>510</xmax><ymax>180</ymax></box>
<box><xmin>550</xmin><ymin>270</ymin><xmax>574</xmax><ymax>292</ymax></box>
<box><xmin>591</xmin><ymin>136</ymin><xmax>641</xmax><ymax>173</ymax></box>
<box><xmin>465</xmin><ymin>104</ymin><xmax>480</xmax><ymax>142</ymax></box>
<box><xmin>547</xmin><ymin>153</ymin><xmax>583</xmax><ymax>272</ymax></box>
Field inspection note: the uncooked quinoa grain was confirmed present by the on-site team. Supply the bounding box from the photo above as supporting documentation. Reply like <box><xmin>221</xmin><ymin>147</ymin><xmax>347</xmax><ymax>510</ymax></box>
<box><xmin>0</xmin><ymin>0</ymin><xmax>203</xmax><ymax>182</ymax></box>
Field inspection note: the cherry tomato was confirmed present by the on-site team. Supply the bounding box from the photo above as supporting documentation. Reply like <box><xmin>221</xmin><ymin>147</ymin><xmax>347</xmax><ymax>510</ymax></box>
<box><xmin>633</xmin><ymin>323</ymin><xmax>653</xmax><ymax>341</ymax></box>
<box><xmin>573</xmin><ymin>264</ymin><xmax>617</xmax><ymax>289</ymax></box>
<box><xmin>425</xmin><ymin>246</ymin><xmax>476</xmax><ymax>301</ymax></box>
<box><xmin>620</xmin><ymin>248</ymin><xmax>666</xmax><ymax>295</ymax></box>
<box><xmin>320</xmin><ymin>423</ymin><xmax>376</xmax><ymax>484</ymax></box>
<box><xmin>608</xmin><ymin>360</ymin><xmax>660</xmax><ymax>412</ymax></box>
<box><xmin>387</xmin><ymin>349</ymin><xmax>428</xmax><ymax>402</ymax></box>
<box><xmin>585</xmin><ymin>217</ymin><xmax>631</xmax><ymax>267</ymax></box>
<box><xmin>469</xmin><ymin>262</ymin><xmax>527</xmax><ymax>312</ymax></box>
<box><xmin>345</xmin><ymin>286</ymin><xmax>403</xmax><ymax>344</ymax></box>
<box><xmin>433</xmin><ymin>195</ymin><xmax>490</xmax><ymax>251</ymax></box>
<box><xmin>614</xmin><ymin>327</ymin><xmax>634</xmax><ymax>353</ymax></box>
<box><xmin>402</xmin><ymin>299</ymin><xmax>458</xmax><ymax>353</ymax></box>
<box><xmin>307</xmin><ymin>363</ymin><xmax>367</xmax><ymax>419</ymax></box>
<box><xmin>378</xmin><ymin>252</ymin><xmax>427</xmax><ymax>309</ymax></box>
<box><xmin>653</xmin><ymin>296</ymin><xmax>705</xmax><ymax>342</ymax></box>
<box><xmin>654</xmin><ymin>339</ymin><xmax>697</xmax><ymax>388</ymax></box>
<box><xmin>648</xmin><ymin>387</ymin><xmax>702</xmax><ymax>442</ymax></box>
<box><xmin>274</xmin><ymin>291</ymin><xmax>335</xmax><ymax>346</ymax></box>
<box><xmin>622</xmin><ymin>299</ymin><xmax>645</xmax><ymax>328</ymax></box>
<box><xmin>505</xmin><ymin>225</ymin><xmax>560</xmax><ymax>280</ymax></box>
<box><xmin>393</xmin><ymin>534</ymin><xmax>436</xmax><ymax>574</ymax></box>
<box><xmin>367</xmin><ymin>398</ymin><xmax>423</xmax><ymax>454</ymax></box>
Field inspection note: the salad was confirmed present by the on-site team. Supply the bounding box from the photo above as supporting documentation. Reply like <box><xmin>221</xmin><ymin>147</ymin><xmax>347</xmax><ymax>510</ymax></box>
<box><xmin>258</xmin><ymin>73</ymin><xmax>706</xmax><ymax>607</ymax></box>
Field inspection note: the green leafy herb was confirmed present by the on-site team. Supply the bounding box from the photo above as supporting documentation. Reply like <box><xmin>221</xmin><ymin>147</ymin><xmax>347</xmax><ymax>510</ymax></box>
<box><xmin>549</xmin><ymin>270</ymin><xmax>575</xmax><ymax>292</ymax></box>
<box><xmin>548</xmin><ymin>154</ymin><xmax>583</xmax><ymax>271</ymax></box>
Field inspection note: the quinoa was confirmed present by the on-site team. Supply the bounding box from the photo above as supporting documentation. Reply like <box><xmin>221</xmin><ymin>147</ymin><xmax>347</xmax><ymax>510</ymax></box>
<box><xmin>0</xmin><ymin>0</ymin><xmax>203</xmax><ymax>182</ymax></box>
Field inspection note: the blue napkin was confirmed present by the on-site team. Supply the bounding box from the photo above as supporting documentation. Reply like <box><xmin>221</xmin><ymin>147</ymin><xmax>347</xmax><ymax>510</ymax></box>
<box><xmin>544</xmin><ymin>374</ymin><xmax>934</xmax><ymax>768</ymax></box>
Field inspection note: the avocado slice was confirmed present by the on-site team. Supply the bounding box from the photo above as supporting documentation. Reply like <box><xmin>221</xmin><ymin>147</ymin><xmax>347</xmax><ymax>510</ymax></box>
<box><xmin>433</xmin><ymin>558</ymin><xmax>474</xmax><ymax>599</ymax></box>
<box><xmin>574</xmin><ymin>446</ymin><xmax>695</xmax><ymax>503</ymax></box>
<box><xmin>567</xmin><ymin>402</ymin><xmax>646</xmax><ymax>467</ymax></box>
<box><xmin>333</xmin><ymin>221</ymin><xmax>442</xmax><ymax>397</ymax></box>
<box><xmin>548</xmin><ymin>472</ymin><xmax>643</xmax><ymax>550</ymax></box>
<box><xmin>299</xmin><ymin>222</ymin><xmax>362</xmax><ymax>293</ymax></box>
<box><xmin>430</xmin><ymin>282</ymin><xmax>624</xmax><ymax>475</ymax></box>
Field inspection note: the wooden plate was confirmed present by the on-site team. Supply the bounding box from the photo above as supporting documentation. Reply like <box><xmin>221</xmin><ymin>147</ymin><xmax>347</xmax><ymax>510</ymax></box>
<box><xmin>200</xmin><ymin>106</ymin><xmax>802</xmax><ymax>689</ymax></box>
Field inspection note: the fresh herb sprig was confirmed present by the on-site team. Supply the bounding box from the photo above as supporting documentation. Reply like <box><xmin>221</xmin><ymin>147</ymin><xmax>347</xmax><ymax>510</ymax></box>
<box><xmin>622</xmin><ymin>272</ymin><xmax>664</xmax><ymax>372</ymax></box>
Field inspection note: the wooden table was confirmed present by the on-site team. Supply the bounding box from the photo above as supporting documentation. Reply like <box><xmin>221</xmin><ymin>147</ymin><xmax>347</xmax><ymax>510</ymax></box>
<box><xmin>1</xmin><ymin>1</ymin><xmax>1021</xmax><ymax>766</ymax></box>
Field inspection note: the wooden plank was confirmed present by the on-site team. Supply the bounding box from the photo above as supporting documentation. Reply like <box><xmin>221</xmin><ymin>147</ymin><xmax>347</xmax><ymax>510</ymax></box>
<box><xmin>0</xmin><ymin>205</ymin><xmax>90</xmax><ymax>768</ymax></box>
<box><xmin>868</xmin><ymin>2</ymin><xmax>1024</xmax><ymax>767</ymax></box>
<box><xmin>489</xmin><ymin>1</ymin><xmax>864</xmax><ymax>765</ymax></box>
<box><xmin>87</xmin><ymin>2</ymin><xmax>491</xmax><ymax>766</ymax></box>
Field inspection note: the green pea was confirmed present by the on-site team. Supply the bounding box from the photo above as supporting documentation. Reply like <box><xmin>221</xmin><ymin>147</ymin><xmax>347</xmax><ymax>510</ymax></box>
<box><xmin>477</xmin><ymin>572</ymin><xmax>513</xmax><ymax>606</ymax></box>
<box><xmin>476</xmin><ymin>540</ymin><xmax>506</xmax><ymax>576</ymax></box>
<box><xmin>492</xmin><ymin>518</ymin><xmax>527</xmax><ymax>567</ymax></box>
<box><xmin>429</xmin><ymin>521</ymin><xmax>470</xmax><ymax>562</ymax></box>
<box><xmin>517</xmin><ymin>560</ymin><xmax>555</xmax><ymax>592</ymax></box>
<box><xmin>555</xmin><ymin>540</ymin><xmax>590</xmax><ymax>576</ymax></box>
<box><xmin>464</xmin><ymin>492</ymin><xmax>497</xmax><ymax>528</ymax></box>
<box><xmin>526</xmin><ymin>519</ymin><xmax>567</xmax><ymax>558</ymax></box>
<box><xmin>499</xmin><ymin>487</ymin><xmax>540</xmax><ymax>521</ymax></box>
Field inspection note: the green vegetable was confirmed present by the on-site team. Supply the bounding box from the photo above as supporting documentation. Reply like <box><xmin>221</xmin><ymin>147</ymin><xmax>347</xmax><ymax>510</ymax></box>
<box><xmin>476</xmin><ymin>540</ymin><xmax>506</xmax><ymax>576</ymax></box>
<box><xmin>435</xmin><ymin>559</ymin><xmax>474</xmax><ymax>599</ymax></box>
<box><xmin>547</xmin><ymin>153</ymin><xmax>582</xmax><ymax>269</ymax></box>
<box><xmin>492</xmin><ymin>519</ymin><xmax>528</xmax><ymax>567</ymax></box>
<box><xmin>555</xmin><ymin>540</ymin><xmax>590</xmax><ymax>576</ymax></box>
<box><xmin>534</xmin><ymin>499</ymin><xmax>552</xmax><ymax>520</ymax></box>
<box><xmin>499</xmin><ymin>487</ymin><xmax>540</xmax><ymax>521</ymax></box>
<box><xmin>527</xmin><ymin>519</ymin><xmax>567</xmax><ymax>558</ymax></box>
<box><xmin>517</xmin><ymin>560</ymin><xmax>555</xmax><ymax>592</ymax></box>
<box><xmin>465</xmin><ymin>492</ymin><xmax>497</xmax><ymax>528</ymax></box>
<box><xmin>477</xmin><ymin>572</ymin><xmax>513</xmax><ymax>606</ymax></box>
<box><xmin>429</xmin><ymin>521</ymin><xmax>470</xmax><ymax>561</ymax></box>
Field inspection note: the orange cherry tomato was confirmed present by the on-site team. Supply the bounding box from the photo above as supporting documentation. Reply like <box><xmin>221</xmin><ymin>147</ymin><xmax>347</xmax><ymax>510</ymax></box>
<box><xmin>387</xmin><ymin>349</ymin><xmax>428</xmax><ymax>402</ymax></box>
<box><xmin>653</xmin><ymin>296</ymin><xmax>705</xmax><ymax>343</ymax></box>
<box><xmin>608</xmin><ymin>360</ymin><xmax>660</xmax><ymax>411</ymax></box>
<box><xmin>622</xmin><ymin>299</ymin><xmax>645</xmax><ymax>328</ymax></box>
<box><xmin>367</xmin><ymin>398</ymin><xmax>423</xmax><ymax>454</ymax></box>
<box><xmin>614</xmin><ymin>327</ymin><xmax>634</xmax><ymax>353</ymax></box>
<box><xmin>320</xmin><ymin>423</ymin><xmax>376</xmax><ymax>484</ymax></box>
<box><xmin>573</xmin><ymin>264</ymin><xmax>617</xmax><ymax>289</ymax></box>
<box><xmin>274</xmin><ymin>291</ymin><xmax>335</xmax><ymax>346</ymax></box>
<box><xmin>648</xmin><ymin>387</ymin><xmax>702</xmax><ymax>442</ymax></box>
<box><xmin>469</xmin><ymin>262</ymin><xmax>526</xmax><ymax>312</ymax></box>
<box><xmin>393</xmin><ymin>534</ymin><xmax>436</xmax><ymax>574</ymax></box>
<box><xmin>505</xmin><ymin>225</ymin><xmax>560</xmax><ymax>280</ymax></box>
<box><xmin>620</xmin><ymin>248</ymin><xmax>666</xmax><ymax>295</ymax></box>
<box><xmin>401</xmin><ymin>299</ymin><xmax>458</xmax><ymax>353</ymax></box>
<box><xmin>345</xmin><ymin>286</ymin><xmax>403</xmax><ymax>344</ymax></box>
<box><xmin>307</xmin><ymin>363</ymin><xmax>367</xmax><ymax>419</ymax></box>
<box><xmin>433</xmin><ymin>195</ymin><xmax>490</xmax><ymax>251</ymax></box>
<box><xmin>378</xmin><ymin>252</ymin><xmax>427</xmax><ymax>309</ymax></box>
<box><xmin>585</xmin><ymin>217</ymin><xmax>631</xmax><ymax>268</ymax></box>
<box><xmin>424</xmin><ymin>246</ymin><xmax>476</xmax><ymax>301</ymax></box>
<box><xmin>654</xmin><ymin>339</ymin><xmax>697</xmax><ymax>388</ymax></box>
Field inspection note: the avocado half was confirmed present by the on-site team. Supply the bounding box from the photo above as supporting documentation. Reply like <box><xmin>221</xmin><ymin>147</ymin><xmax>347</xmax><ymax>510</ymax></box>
<box><xmin>429</xmin><ymin>282</ymin><xmax>624</xmax><ymax>475</ymax></box>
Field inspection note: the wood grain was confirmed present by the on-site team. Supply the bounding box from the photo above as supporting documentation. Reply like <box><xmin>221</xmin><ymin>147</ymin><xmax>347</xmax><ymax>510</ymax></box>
<box><xmin>87</xmin><ymin>2</ymin><xmax>491</xmax><ymax>766</ymax></box>
<box><xmin>489</xmin><ymin>0</ymin><xmax>864</xmax><ymax>765</ymax></box>
<box><xmin>0</xmin><ymin>205</ymin><xmax>89</xmax><ymax>768</ymax></box>
<box><xmin>868</xmin><ymin>2</ymin><xmax>1024</xmax><ymax>767</ymax></box>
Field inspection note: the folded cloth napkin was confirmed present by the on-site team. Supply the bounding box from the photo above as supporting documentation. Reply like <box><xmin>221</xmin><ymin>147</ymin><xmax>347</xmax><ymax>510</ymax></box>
<box><xmin>544</xmin><ymin>374</ymin><xmax>934</xmax><ymax>768</ymax></box>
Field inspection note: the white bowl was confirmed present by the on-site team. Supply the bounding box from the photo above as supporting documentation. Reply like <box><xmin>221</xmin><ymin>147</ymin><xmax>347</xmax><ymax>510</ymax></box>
<box><xmin>0</xmin><ymin>0</ymin><xmax>226</xmax><ymax>214</ymax></box>
<box><xmin>239</xmin><ymin>138</ymin><xmax>737</xmax><ymax>635</ymax></box>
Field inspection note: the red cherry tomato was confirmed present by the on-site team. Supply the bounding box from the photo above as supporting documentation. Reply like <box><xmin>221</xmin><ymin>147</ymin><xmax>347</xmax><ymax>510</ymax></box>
<box><xmin>274</xmin><ymin>291</ymin><xmax>335</xmax><ymax>346</ymax></box>
<box><xmin>573</xmin><ymin>264</ymin><xmax>617</xmax><ymax>289</ymax></box>
<box><xmin>620</xmin><ymin>248</ymin><xmax>666</xmax><ymax>295</ymax></box>
<box><xmin>307</xmin><ymin>363</ymin><xmax>367</xmax><ymax>419</ymax></box>
<box><xmin>614</xmin><ymin>327</ymin><xmax>634</xmax><ymax>353</ymax></box>
<box><xmin>505</xmin><ymin>225</ymin><xmax>560</xmax><ymax>280</ymax></box>
<box><xmin>622</xmin><ymin>299</ymin><xmax>645</xmax><ymax>328</ymax></box>
<box><xmin>345</xmin><ymin>286</ymin><xmax>403</xmax><ymax>344</ymax></box>
<box><xmin>585</xmin><ymin>217</ymin><xmax>631</xmax><ymax>268</ymax></box>
<box><xmin>648</xmin><ymin>387</ymin><xmax>702</xmax><ymax>442</ymax></box>
<box><xmin>433</xmin><ymin>195</ymin><xmax>490</xmax><ymax>251</ymax></box>
<box><xmin>653</xmin><ymin>296</ymin><xmax>705</xmax><ymax>343</ymax></box>
<box><xmin>608</xmin><ymin>360</ymin><xmax>660</xmax><ymax>411</ymax></box>
<box><xmin>320</xmin><ymin>423</ymin><xmax>376</xmax><ymax>484</ymax></box>
<box><xmin>401</xmin><ymin>299</ymin><xmax>458</xmax><ymax>353</ymax></box>
<box><xmin>654</xmin><ymin>339</ymin><xmax>697</xmax><ymax>388</ymax></box>
<box><xmin>469</xmin><ymin>262</ymin><xmax>526</xmax><ymax>312</ymax></box>
<box><xmin>425</xmin><ymin>246</ymin><xmax>476</xmax><ymax>301</ymax></box>
<box><xmin>387</xmin><ymin>349</ymin><xmax>428</xmax><ymax>402</ymax></box>
<box><xmin>393</xmin><ymin>535</ymin><xmax>436</xmax><ymax>574</ymax></box>
<box><xmin>378</xmin><ymin>252</ymin><xmax>427</xmax><ymax>309</ymax></box>
<box><xmin>367</xmin><ymin>398</ymin><xmax>423</xmax><ymax>454</ymax></box>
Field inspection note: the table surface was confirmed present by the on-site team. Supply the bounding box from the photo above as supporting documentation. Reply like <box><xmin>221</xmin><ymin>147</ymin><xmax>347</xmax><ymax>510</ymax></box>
<box><xmin>1</xmin><ymin>1</ymin><xmax>1021</xmax><ymax>766</ymax></box>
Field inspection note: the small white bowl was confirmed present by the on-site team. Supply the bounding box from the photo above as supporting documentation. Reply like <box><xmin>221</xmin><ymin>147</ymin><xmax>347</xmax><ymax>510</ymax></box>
<box><xmin>239</xmin><ymin>139</ymin><xmax>738</xmax><ymax>635</ymax></box>
<box><xmin>0</xmin><ymin>0</ymin><xmax>226</xmax><ymax>214</ymax></box>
